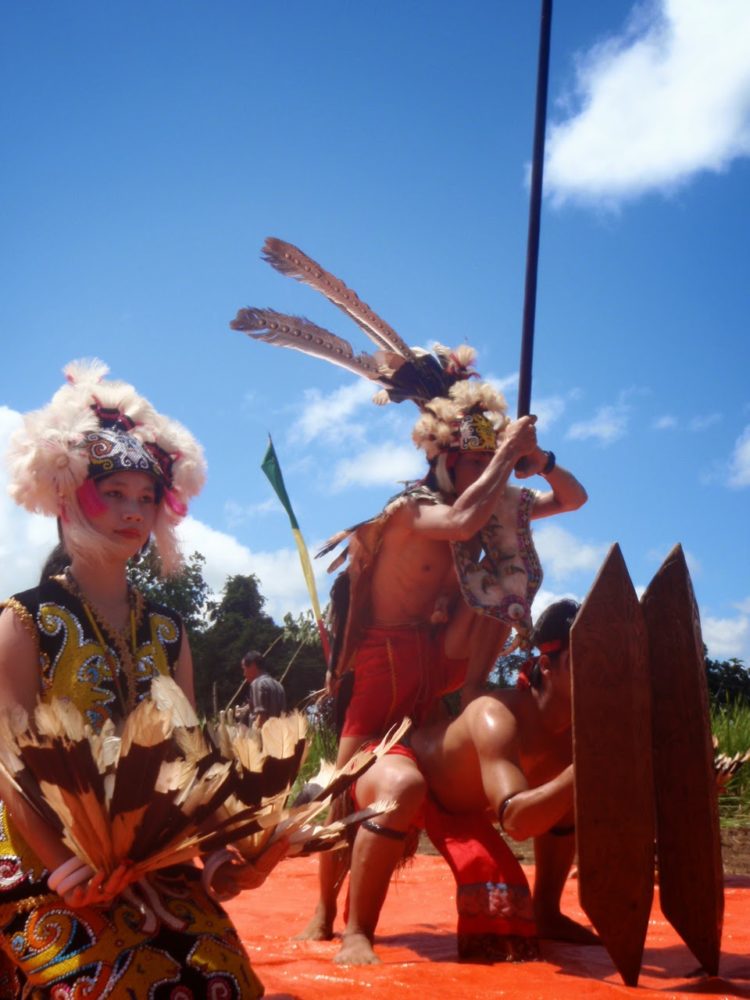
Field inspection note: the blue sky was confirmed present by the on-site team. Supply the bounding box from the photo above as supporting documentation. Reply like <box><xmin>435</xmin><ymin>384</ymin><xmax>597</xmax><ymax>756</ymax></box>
<box><xmin>1</xmin><ymin>0</ymin><xmax>749</xmax><ymax>663</ymax></box>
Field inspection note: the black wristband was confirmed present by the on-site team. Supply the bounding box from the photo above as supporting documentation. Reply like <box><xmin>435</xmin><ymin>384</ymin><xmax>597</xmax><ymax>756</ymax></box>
<box><xmin>549</xmin><ymin>823</ymin><xmax>575</xmax><ymax>837</ymax></box>
<box><xmin>542</xmin><ymin>450</ymin><xmax>556</xmax><ymax>475</ymax></box>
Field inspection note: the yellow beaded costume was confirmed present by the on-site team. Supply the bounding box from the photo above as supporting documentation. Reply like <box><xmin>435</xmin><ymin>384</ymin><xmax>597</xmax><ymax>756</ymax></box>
<box><xmin>0</xmin><ymin>576</ymin><xmax>263</xmax><ymax>999</ymax></box>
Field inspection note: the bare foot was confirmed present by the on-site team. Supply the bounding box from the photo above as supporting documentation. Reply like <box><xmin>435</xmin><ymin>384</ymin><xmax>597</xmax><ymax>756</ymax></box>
<box><xmin>334</xmin><ymin>932</ymin><xmax>380</xmax><ymax>965</ymax></box>
<box><xmin>537</xmin><ymin>912</ymin><xmax>599</xmax><ymax>945</ymax></box>
<box><xmin>294</xmin><ymin>904</ymin><xmax>335</xmax><ymax>941</ymax></box>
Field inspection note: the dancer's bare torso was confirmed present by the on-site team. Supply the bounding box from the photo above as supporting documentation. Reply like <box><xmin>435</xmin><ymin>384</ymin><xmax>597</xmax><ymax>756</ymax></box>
<box><xmin>368</xmin><ymin>501</ymin><xmax>463</xmax><ymax>626</ymax></box>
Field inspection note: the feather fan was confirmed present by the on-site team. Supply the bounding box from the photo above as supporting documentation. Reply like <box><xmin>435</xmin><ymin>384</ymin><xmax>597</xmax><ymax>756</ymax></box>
<box><xmin>713</xmin><ymin>740</ymin><xmax>750</xmax><ymax>795</ymax></box>
<box><xmin>211</xmin><ymin>716</ymin><xmax>410</xmax><ymax>862</ymax></box>
<box><xmin>0</xmin><ymin>685</ymin><xmax>411</xmax><ymax>882</ymax></box>
<box><xmin>0</xmin><ymin>679</ymin><xmax>240</xmax><ymax>877</ymax></box>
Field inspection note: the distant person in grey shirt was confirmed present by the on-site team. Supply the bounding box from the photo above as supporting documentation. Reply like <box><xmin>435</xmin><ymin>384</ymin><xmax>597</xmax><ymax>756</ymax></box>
<box><xmin>238</xmin><ymin>649</ymin><xmax>287</xmax><ymax>727</ymax></box>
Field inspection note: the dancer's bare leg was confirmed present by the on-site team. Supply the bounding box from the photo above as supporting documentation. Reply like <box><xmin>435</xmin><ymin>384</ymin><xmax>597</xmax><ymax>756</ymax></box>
<box><xmin>533</xmin><ymin>827</ymin><xmax>598</xmax><ymax>944</ymax></box>
<box><xmin>295</xmin><ymin>847</ymin><xmax>349</xmax><ymax>940</ymax></box>
<box><xmin>296</xmin><ymin>733</ymin><xmax>371</xmax><ymax>939</ymax></box>
<box><xmin>334</xmin><ymin>754</ymin><xmax>426</xmax><ymax>965</ymax></box>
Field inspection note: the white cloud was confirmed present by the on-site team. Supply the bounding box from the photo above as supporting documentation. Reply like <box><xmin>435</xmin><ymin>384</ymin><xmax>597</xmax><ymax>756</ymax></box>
<box><xmin>0</xmin><ymin>408</ymin><xmax>59</xmax><ymax>599</ymax></box>
<box><xmin>531</xmin><ymin>395</ymin><xmax>568</xmax><ymax>433</ymax></box>
<box><xmin>653</xmin><ymin>414</ymin><xmax>677</xmax><ymax>430</ymax></box>
<box><xmin>290</xmin><ymin>381</ymin><xmax>374</xmax><ymax>444</ymax></box>
<box><xmin>702</xmin><ymin>612</ymin><xmax>749</xmax><ymax>661</ymax></box>
<box><xmin>485</xmin><ymin>372</ymin><xmax>519</xmax><ymax>397</ymax></box>
<box><xmin>546</xmin><ymin>0</ymin><xmax>750</xmax><ymax>206</ymax></box>
<box><xmin>223</xmin><ymin>497</ymin><xmax>279</xmax><ymax>529</ymax></box>
<box><xmin>689</xmin><ymin>413</ymin><xmax>722</xmax><ymax>431</ymax></box>
<box><xmin>531</xmin><ymin>587</ymin><xmax>583</xmax><ymax>619</ymax></box>
<box><xmin>735</xmin><ymin>597</ymin><xmax>750</xmax><ymax>615</ymax></box>
<box><xmin>728</xmin><ymin>424</ymin><xmax>750</xmax><ymax>487</ymax></box>
<box><xmin>532</xmin><ymin>524</ymin><xmax>609</xmax><ymax>582</ymax></box>
<box><xmin>178</xmin><ymin>518</ymin><xmax>330</xmax><ymax>622</ymax></box>
<box><xmin>331</xmin><ymin>443</ymin><xmax>424</xmax><ymax>492</ymax></box>
<box><xmin>566</xmin><ymin>403</ymin><xmax>629</xmax><ymax>444</ymax></box>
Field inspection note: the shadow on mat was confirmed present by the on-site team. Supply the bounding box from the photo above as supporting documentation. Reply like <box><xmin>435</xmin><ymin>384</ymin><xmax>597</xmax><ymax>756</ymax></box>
<box><xmin>375</xmin><ymin>929</ymin><xmax>457</xmax><ymax>961</ymax></box>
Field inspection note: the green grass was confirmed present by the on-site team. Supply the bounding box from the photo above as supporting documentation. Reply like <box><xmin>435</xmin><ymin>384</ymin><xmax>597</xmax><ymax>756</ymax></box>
<box><xmin>289</xmin><ymin>712</ymin><xmax>339</xmax><ymax>803</ymax></box>
<box><xmin>711</xmin><ymin>699</ymin><xmax>750</xmax><ymax>827</ymax></box>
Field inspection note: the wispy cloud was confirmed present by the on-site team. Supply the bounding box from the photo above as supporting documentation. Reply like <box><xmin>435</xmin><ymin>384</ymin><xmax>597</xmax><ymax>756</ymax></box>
<box><xmin>689</xmin><ymin>413</ymin><xmax>722</xmax><ymax>431</ymax></box>
<box><xmin>485</xmin><ymin>372</ymin><xmax>519</xmax><ymax>398</ymax></box>
<box><xmin>546</xmin><ymin>0</ymin><xmax>750</xmax><ymax>206</ymax></box>
<box><xmin>728</xmin><ymin>424</ymin><xmax>750</xmax><ymax>487</ymax></box>
<box><xmin>566</xmin><ymin>402</ymin><xmax>629</xmax><ymax>444</ymax></box>
<box><xmin>532</xmin><ymin>395</ymin><xmax>568</xmax><ymax>433</ymax></box>
<box><xmin>224</xmin><ymin>497</ymin><xmax>279</xmax><ymax>529</ymax></box>
<box><xmin>290</xmin><ymin>380</ymin><xmax>374</xmax><ymax>445</ymax></box>
<box><xmin>331</xmin><ymin>443</ymin><xmax>424</xmax><ymax>492</ymax></box>
<box><xmin>532</xmin><ymin>524</ymin><xmax>609</xmax><ymax>581</ymax></box>
<box><xmin>653</xmin><ymin>414</ymin><xmax>677</xmax><ymax>430</ymax></box>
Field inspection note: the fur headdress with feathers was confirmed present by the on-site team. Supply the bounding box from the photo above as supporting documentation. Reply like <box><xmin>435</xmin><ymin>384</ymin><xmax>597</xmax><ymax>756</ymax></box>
<box><xmin>6</xmin><ymin>359</ymin><xmax>206</xmax><ymax>574</ymax></box>
<box><xmin>231</xmin><ymin>239</ymin><xmax>509</xmax><ymax>461</ymax></box>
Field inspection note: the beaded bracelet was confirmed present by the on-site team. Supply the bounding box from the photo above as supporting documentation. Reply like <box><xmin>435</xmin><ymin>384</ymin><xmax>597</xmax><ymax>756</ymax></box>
<box><xmin>201</xmin><ymin>848</ymin><xmax>238</xmax><ymax>902</ymax></box>
<box><xmin>48</xmin><ymin>856</ymin><xmax>92</xmax><ymax>896</ymax></box>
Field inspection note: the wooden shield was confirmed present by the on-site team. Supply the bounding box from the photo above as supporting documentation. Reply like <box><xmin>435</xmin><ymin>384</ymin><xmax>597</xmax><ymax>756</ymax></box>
<box><xmin>572</xmin><ymin>543</ymin><xmax>654</xmax><ymax>987</ymax></box>
<box><xmin>641</xmin><ymin>543</ymin><xmax>723</xmax><ymax>975</ymax></box>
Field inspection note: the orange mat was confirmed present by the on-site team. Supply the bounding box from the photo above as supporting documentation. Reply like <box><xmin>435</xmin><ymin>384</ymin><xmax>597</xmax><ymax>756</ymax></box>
<box><xmin>227</xmin><ymin>856</ymin><xmax>750</xmax><ymax>999</ymax></box>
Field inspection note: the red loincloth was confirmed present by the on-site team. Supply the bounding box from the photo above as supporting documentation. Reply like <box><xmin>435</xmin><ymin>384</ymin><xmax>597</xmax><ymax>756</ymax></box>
<box><xmin>353</xmin><ymin>743</ymin><xmax>539</xmax><ymax>962</ymax></box>
<box><xmin>423</xmin><ymin>797</ymin><xmax>539</xmax><ymax>961</ymax></box>
<box><xmin>341</xmin><ymin>625</ymin><xmax>467</xmax><ymax>738</ymax></box>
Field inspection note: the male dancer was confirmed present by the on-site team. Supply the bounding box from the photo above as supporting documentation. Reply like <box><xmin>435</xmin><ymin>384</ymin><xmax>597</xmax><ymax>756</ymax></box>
<box><xmin>232</xmin><ymin>239</ymin><xmax>588</xmax><ymax>964</ymax></box>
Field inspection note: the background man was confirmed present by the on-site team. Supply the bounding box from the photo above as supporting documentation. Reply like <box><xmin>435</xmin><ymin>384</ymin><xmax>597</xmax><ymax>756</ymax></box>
<box><xmin>238</xmin><ymin>650</ymin><xmax>287</xmax><ymax>727</ymax></box>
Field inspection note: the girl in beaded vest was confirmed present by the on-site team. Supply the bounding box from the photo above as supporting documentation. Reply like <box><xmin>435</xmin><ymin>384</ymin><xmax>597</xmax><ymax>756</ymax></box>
<box><xmin>0</xmin><ymin>360</ymin><xmax>280</xmax><ymax>999</ymax></box>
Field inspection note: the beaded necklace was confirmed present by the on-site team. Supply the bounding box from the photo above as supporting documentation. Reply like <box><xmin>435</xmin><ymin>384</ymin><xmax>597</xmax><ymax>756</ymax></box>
<box><xmin>60</xmin><ymin>568</ymin><xmax>144</xmax><ymax>715</ymax></box>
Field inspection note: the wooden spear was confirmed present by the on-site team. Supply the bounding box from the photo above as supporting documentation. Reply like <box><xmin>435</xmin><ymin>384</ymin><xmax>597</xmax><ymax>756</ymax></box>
<box><xmin>517</xmin><ymin>0</ymin><xmax>553</xmax><ymax>419</ymax></box>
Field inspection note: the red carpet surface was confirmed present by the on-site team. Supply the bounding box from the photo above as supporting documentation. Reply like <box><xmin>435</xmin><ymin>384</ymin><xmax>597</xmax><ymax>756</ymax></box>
<box><xmin>227</xmin><ymin>856</ymin><xmax>750</xmax><ymax>999</ymax></box>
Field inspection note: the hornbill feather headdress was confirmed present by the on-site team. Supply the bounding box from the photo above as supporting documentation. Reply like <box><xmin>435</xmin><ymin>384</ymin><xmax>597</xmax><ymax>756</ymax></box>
<box><xmin>231</xmin><ymin>238</ymin><xmax>509</xmax><ymax>457</ymax></box>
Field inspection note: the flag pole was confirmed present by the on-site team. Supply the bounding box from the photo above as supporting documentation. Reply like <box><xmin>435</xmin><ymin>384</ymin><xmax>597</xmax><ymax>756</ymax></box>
<box><xmin>517</xmin><ymin>0</ymin><xmax>553</xmax><ymax>419</ymax></box>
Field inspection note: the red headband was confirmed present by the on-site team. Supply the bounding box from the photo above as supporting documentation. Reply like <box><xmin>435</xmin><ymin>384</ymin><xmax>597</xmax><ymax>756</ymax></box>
<box><xmin>515</xmin><ymin>639</ymin><xmax>567</xmax><ymax>690</ymax></box>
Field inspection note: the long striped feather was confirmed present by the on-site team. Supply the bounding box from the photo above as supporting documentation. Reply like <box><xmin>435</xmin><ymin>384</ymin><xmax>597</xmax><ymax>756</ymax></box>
<box><xmin>231</xmin><ymin>307</ymin><xmax>382</xmax><ymax>383</ymax></box>
<box><xmin>262</xmin><ymin>237</ymin><xmax>415</xmax><ymax>360</ymax></box>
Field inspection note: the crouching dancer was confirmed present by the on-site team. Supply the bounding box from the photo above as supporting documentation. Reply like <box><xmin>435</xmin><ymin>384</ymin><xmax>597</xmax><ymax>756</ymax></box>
<box><xmin>412</xmin><ymin>599</ymin><xmax>598</xmax><ymax>950</ymax></box>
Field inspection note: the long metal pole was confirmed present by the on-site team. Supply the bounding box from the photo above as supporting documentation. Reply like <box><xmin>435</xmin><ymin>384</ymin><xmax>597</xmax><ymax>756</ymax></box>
<box><xmin>517</xmin><ymin>0</ymin><xmax>553</xmax><ymax>418</ymax></box>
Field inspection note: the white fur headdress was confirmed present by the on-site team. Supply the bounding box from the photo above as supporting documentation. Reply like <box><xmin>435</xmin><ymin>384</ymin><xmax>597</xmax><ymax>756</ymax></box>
<box><xmin>7</xmin><ymin>359</ymin><xmax>206</xmax><ymax>574</ymax></box>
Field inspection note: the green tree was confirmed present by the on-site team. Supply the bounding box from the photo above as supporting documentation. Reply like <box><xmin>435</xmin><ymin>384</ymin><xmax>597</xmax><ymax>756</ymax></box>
<box><xmin>706</xmin><ymin>650</ymin><xmax>750</xmax><ymax>705</ymax></box>
<box><xmin>128</xmin><ymin>555</ymin><xmax>328</xmax><ymax>720</ymax></box>
<box><xmin>127</xmin><ymin>548</ymin><xmax>210</xmax><ymax>635</ymax></box>
<box><xmin>279</xmin><ymin>610</ymin><xmax>328</xmax><ymax>710</ymax></box>
<box><xmin>192</xmin><ymin>575</ymin><xmax>327</xmax><ymax>719</ymax></box>
<box><xmin>193</xmin><ymin>574</ymin><xmax>279</xmax><ymax>716</ymax></box>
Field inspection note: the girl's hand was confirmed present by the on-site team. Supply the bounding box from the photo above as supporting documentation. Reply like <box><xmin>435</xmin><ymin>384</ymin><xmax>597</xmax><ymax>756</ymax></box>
<box><xmin>205</xmin><ymin>838</ymin><xmax>290</xmax><ymax>900</ymax></box>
